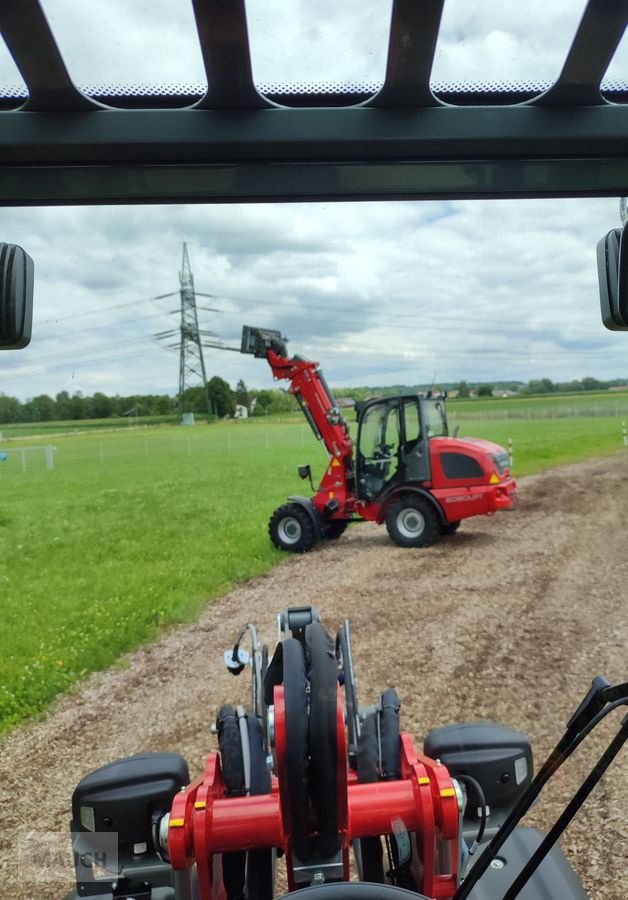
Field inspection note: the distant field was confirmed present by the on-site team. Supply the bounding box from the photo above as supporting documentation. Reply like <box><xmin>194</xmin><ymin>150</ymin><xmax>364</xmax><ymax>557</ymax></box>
<box><xmin>1</xmin><ymin>411</ymin><xmax>627</xmax><ymax>732</ymax></box>
<box><xmin>448</xmin><ymin>389</ymin><xmax>628</xmax><ymax>419</ymax></box>
<box><xmin>0</xmin><ymin>415</ymin><xmax>178</xmax><ymax>438</ymax></box>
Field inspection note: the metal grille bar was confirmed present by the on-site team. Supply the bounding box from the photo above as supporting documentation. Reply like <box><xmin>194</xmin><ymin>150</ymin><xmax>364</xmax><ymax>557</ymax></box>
<box><xmin>191</xmin><ymin>0</ymin><xmax>271</xmax><ymax>109</ymax></box>
<box><xmin>0</xmin><ymin>0</ymin><xmax>99</xmax><ymax>111</ymax></box>
<box><xmin>367</xmin><ymin>0</ymin><xmax>445</xmax><ymax>108</ymax></box>
<box><xmin>536</xmin><ymin>0</ymin><xmax>628</xmax><ymax>107</ymax></box>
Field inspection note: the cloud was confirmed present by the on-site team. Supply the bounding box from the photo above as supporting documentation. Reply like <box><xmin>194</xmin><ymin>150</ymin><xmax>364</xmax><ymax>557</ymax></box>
<box><xmin>1</xmin><ymin>196</ymin><xmax>626</xmax><ymax>400</ymax></box>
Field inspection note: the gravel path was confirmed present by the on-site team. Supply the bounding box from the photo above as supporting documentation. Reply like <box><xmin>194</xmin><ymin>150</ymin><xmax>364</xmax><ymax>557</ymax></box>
<box><xmin>1</xmin><ymin>456</ymin><xmax>626</xmax><ymax>899</ymax></box>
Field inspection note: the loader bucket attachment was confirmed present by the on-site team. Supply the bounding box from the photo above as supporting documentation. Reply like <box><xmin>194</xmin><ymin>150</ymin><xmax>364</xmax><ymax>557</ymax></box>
<box><xmin>241</xmin><ymin>325</ymin><xmax>288</xmax><ymax>358</ymax></box>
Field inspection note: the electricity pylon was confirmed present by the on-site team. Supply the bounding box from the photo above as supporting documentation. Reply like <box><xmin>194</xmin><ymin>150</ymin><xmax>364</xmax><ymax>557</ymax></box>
<box><xmin>154</xmin><ymin>243</ymin><xmax>219</xmax><ymax>419</ymax></box>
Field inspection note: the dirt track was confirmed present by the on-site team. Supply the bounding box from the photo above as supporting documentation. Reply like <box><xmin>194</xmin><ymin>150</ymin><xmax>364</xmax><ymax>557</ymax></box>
<box><xmin>1</xmin><ymin>456</ymin><xmax>626</xmax><ymax>899</ymax></box>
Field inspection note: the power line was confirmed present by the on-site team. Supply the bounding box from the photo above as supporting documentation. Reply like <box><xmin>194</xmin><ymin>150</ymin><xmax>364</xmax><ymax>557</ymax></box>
<box><xmin>37</xmin><ymin>295</ymin><xmax>163</xmax><ymax>326</ymax></box>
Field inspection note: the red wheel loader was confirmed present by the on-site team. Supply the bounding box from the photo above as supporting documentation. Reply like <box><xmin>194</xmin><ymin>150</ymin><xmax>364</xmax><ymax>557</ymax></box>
<box><xmin>241</xmin><ymin>326</ymin><xmax>517</xmax><ymax>552</ymax></box>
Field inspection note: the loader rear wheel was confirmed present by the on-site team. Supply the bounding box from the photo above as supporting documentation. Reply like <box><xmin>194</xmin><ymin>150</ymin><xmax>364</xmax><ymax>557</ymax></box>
<box><xmin>269</xmin><ymin>503</ymin><xmax>316</xmax><ymax>553</ymax></box>
<box><xmin>385</xmin><ymin>496</ymin><xmax>441</xmax><ymax>548</ymax></box>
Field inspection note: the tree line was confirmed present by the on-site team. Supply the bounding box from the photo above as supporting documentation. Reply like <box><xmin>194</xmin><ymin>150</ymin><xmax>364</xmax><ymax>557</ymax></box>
<box><xmin>0</xmin><ymin>378</ymin><xmax>299</xmax><ymax>424</ymax></box>
<box><xmin>2</xmin><ymin>374</ymin><xmax>627</xmax><ymax>425</ymax></box>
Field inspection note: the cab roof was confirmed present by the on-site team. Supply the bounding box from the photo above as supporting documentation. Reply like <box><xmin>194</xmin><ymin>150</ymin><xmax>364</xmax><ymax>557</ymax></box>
<box><xmin>0</xmin><ymin>0</ymin><xmax>627</xmax><ymax>205</ymax></box>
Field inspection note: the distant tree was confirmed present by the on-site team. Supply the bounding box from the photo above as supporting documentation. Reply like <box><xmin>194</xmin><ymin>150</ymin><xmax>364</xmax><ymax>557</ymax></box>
<box><xmin>69</xmin><ymin>392</ymin><xmax>86</xmax><ymax>419</ymax></box>
<box><xmin>253</xmin><ymin>389</ymin><xmax>273</xmax><ymax>416</ymax></box>
<box><xmin>524</xmin><ymin>378</ymin><xmax>556</xmax><ymax>395</ymax></box>
<box><xmin>0</xmin><ymin>392</ymin><xmax>20</xmax><ymax>423</ymax></box>
<box><xmin>457</xmin><ymin>381</ymin><xmax>470</xmax><ymax>398</ymax></box>
<box><xmin>151</xmin><ymin>395</ymin><xmax>173</xmax><ymax>415</ymax></box>
<box><xmin>207</xmin><ymin>376</ymin><xmax>235</xmax><ymax>417</ymax></box>
<box><xmin>235</xmin><ymin>379</ymin><xmax>249</xmax><ymax>408</ymax></box>
<box><xmin>55</xmin><ymin>390</ymin><xmax>72</xmax><ymax>420</ymax></box>
<box><xmin>477</xmin><ymin>384</ymin><xmax>494</xmax><ymax>398</ymax></box>
<box><xmin>181</xmin><ymin>386</ymin><xmax>207</xmax><ymax>414</ymax></box>
<box><xmin>581</xmin><ymin>376</ymin><xmax>603</xmax><ymax>392</ymax></box>
<box><xmin>31</xmin><ymin>394</ymin><xmax>56</xmax><ymax>421</ymax></box>
<box><xmin>88</xmin><ymin>392</ymin><xmax>114</xmax><ymax>419</ymax></box>
<box><xmin>267</xmin><ymin>388</ymin><xmax>298</xmax><ymax>414</ymax></box>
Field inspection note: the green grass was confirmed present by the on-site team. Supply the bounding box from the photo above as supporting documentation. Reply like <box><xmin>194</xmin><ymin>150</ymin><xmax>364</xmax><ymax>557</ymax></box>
<box><xmin>0</xmin><ymin>421</ymin><xmax>322</xmax><ymax>732</ymax></box>
<box><xmin>452</xmin><ymin>416</ymin><xmax>627</xmax><ymax>476</ymax></box>
<box><xmin>1</xmin><ymin>413</ymin><xmax>626</xmax><ymax>733</ymax></box>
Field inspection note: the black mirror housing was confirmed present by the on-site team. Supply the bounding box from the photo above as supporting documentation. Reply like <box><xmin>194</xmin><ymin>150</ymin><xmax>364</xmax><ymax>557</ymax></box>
<box><xmin>0</xmin><ymin>243</ymin><xmax>34</xmax><ymax>349</ymax></box>
<box><xmin>597</xmin><ymin>225</ymin><xmax>628</xmax><ymax>330</ymax></box>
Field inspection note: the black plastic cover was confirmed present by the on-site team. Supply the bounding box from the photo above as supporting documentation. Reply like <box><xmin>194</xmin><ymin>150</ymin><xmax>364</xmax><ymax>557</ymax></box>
<box><xmin>464</xmin><ymin>826</ymin><xmax>589</xmax><ymax>899</ymax></box>
<box><xmin>71</xmin><ymin>752</ymin><xmax>189</xmax><ymax>855</ymax></box>
<box><xmin>424</xmin><ymin>722</ymin><xmax>532</xmax><ymax>810</ymax></box>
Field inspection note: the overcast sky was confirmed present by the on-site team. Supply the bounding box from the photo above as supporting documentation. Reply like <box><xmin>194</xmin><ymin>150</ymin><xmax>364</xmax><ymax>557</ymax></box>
<box><xmin>1</xmin><ymin>1</ymin><xmax>628</xmax><ymax>401</ymax></box>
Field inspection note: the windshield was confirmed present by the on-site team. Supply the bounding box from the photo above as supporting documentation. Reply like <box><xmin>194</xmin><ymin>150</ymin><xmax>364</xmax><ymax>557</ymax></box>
<box><xmin>0</xmin><ymin>6</ymin><xmax>626</xmax><ymax>900</ymax></box>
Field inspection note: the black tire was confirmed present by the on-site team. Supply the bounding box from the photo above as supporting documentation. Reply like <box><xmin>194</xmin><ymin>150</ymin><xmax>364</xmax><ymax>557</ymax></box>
<box><xmin>306</xmin><ymin>622</ymin><xmax>339</xmax><ymax>857</ymax></box>
<box><xmin>385</xmin><ymin>495</ymin><xmax>441</xmax><ymax>548</ymax></box>
<box><xmin>336</xmin><ymin>622</ymin><xmax>359</xmax><ymax>767</ymax></box>
<box><xmin>441</xmin><ymin>520</ymin><xmax>461</xmax><ymax>535</ymax></box>
<box><xmin>268</xmin><ymin>503</ymin><xmax>317</xmax><ymax>553</ymax></box>
<box><xmin>282</xmin><ymin>638</ymin><xmax>311</xmax><ymax>860</ymax></box>
<box><xmin>323</xmin><ymin>519</ymin><xmax>348</xmax><ymax>540</ymax></box>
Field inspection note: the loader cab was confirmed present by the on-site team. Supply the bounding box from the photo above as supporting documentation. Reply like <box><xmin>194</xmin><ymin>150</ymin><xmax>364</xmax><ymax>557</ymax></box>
<box><xmin>355</xmin><ymin>395</ymin><xmax>448</xmax><ymax>501</ymax></box>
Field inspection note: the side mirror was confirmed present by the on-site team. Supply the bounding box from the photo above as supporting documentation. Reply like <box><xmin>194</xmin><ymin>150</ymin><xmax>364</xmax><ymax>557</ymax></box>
<box><xmin>597</xmin><ymin>225</ymin><xmax>628</xmax><ymax>330</ymax></box>
<box><xmin>0</xmin><ymin>243</ymin><xmax>33</xmax><ymax>349</ymax></box>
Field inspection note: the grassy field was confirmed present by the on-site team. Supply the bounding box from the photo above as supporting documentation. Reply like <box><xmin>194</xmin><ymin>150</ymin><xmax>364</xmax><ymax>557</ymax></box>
<box><xmin>1</xmin><ymin>409</ymin><xmax>627</xmax><ymax>733</ymax></box>
<box><xmin>448</xmin><ymin>389</ymin><xmax>628</xmax><ymax>419</ymax></box>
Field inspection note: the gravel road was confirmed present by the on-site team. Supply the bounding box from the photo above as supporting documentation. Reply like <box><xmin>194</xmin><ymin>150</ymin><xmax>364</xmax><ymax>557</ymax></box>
<box><xmin>1</xmin><ymin>456</ymin><xmax>626</xmax><ymax>899</ymax></box>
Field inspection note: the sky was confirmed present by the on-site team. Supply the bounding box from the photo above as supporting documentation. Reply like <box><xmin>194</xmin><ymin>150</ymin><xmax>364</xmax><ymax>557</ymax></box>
<box><xmin>1</xmin><ymin>1</ymin><xmax>628</xmax><ymax>401</ymax></box>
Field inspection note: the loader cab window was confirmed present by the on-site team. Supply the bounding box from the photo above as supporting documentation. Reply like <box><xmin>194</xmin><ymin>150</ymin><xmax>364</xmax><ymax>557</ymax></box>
<box><xmin>421</xmin><ymin>399</ymin><xmax>448</xmax><ymax>439</ymax></box>
<box><xmin>402</xmin><ymin>400</ymin><xmax>421</xmax><ymax>443</ymax></box>
<box><xmin>357</xmin><ymin>400</ymin><xmax>401</xmax><ymax>500</ymax></box>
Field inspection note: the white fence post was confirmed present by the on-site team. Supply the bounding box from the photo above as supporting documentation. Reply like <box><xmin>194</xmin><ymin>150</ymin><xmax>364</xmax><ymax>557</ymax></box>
<box><xmin>508</xmin><ymin>437</ymin><xmax>513</xmax><ymax>469</ymax></box>
<box><xmin>623</xmin><ymin>421</ymin><xmax>627</xmax><ymax>448</ymax></box>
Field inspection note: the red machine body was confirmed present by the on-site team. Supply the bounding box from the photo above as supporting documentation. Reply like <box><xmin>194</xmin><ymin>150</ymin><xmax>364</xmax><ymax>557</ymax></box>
<box><xmin>244</xmin><ymin>329</ymin><xmax>517</xmax><ymax>550</ymax></box>
<box><xmin>168</xmin><ymin>683</ymin><xmax>460</xmax><ymax>900</ymax></box>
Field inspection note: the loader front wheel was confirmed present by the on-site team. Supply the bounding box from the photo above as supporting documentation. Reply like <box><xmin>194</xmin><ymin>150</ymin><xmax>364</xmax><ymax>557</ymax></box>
<box><xmin>385</xmin><ymin>495</ymin><xmax>441</xmax><ymax>548</ymax></box>
<box><xmin>269</xmin><ymin>503</ymin><xmax>317</xmax><ymax>553</ymax></box>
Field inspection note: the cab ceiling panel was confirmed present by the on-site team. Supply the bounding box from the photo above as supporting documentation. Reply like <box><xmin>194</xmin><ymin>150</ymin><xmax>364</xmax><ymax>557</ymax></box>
<box><xmin>0</xmin><ymin>0</ymin><xmax>627</xmax><ymax>204</ymax></box>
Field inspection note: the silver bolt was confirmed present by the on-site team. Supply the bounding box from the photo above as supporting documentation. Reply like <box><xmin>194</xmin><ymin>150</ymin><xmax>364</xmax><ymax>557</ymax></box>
<box><xmin>490</xmin><ymin>859</ymin><xmax>505</xmax><ymax>869</ymax></box>
<box><xmin>311</xmin><ymin>873</ymin><xmax>325</xmax><ymax>885</ymax></box>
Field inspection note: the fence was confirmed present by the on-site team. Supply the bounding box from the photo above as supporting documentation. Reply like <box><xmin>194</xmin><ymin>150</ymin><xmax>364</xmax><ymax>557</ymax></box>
<box><xmin>449</xmin><ymin>401</ymin><xmax>628</xmax><ymax>421</ymax></box>
<box><xmin>0</xmin><ymin>443</ymin><xmax>55</xmax><ymax>473</ymax></box>
<box><xmin>0</xmin><ymin>425</ymin><xmax>316</xmax><ymax>479</ymax></box>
